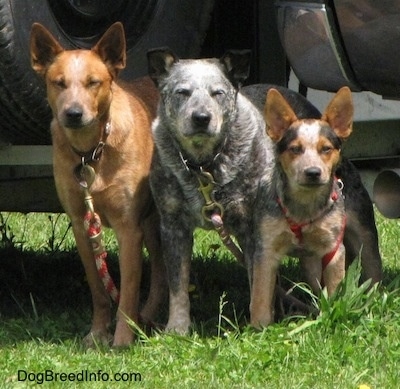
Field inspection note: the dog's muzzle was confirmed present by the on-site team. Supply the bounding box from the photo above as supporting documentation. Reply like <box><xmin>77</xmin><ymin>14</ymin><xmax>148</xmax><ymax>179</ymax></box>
<box><xmin>304</xmin><ymin>166</ymin><xmax>322</xmax><ymax>183</ymax></box>
<box><xmin>300</xmin><ymin>166</ymin><xmax>330</xmax><ymax>187</ymax></box>
<box><xmin>185</xmin><ymin>110</ymin><xmax>214</xmax><ymax>137</ymax></box>
<box><xmin>63</xmin><ymin>105</ymin><xmax>85</xmax><ymax>129</ymax></box>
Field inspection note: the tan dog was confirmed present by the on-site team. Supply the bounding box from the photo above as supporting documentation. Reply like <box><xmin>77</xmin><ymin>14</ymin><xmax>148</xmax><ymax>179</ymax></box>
<box><xmin>30</xmin><ymin>22</ymin><xmax>166</xmax><ymax>347</ymax></box>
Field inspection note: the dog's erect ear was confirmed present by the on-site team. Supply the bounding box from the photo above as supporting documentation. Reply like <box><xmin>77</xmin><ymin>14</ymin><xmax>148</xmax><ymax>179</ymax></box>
<box><xmin>147</xmin><ymin>47</ymin><xmax>179</xmax><ymax>86</ymax></box>
<box><xmin>30</xmin><ymin>23</ymin><xmax>64</xmax><ymax>76</ymax></box>
<box><xmin>264</xmin><ymin>88</ymin><xmax>298</xmax><ymax>143</ymax></box>
<box><xmin>92</xmin><ymin>22</ymin><xmax>126</xmax><ymax>77</ymax></box>
<box><xmin>321</xmin><ymin>86</ymin><xmax>353</xmax><ymax>140</ymax></box>
<box><xmin>219</xmin><ymin>50</ymin><xmax>251</xmax><ymax>87</ymax></box>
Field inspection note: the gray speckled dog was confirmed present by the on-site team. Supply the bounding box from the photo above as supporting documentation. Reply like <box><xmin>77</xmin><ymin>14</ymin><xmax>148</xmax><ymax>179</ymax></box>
<box><xmin>147</xmin><ymin>48</ymin><xmax>276</xmax><ymax>333</ymax></box>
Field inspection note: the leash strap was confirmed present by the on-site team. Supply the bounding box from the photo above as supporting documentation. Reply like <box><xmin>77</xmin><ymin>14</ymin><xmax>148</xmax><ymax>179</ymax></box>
<box><xmin>84</xmin><ymin>211</ymin><xmax>120</xmax><ymax>303</ymax></box>
<box><xmin>210</xmin><ymin>213</ymin><xmax>245</xmax><ymax>266</ymax></box>
<box><xmin>195</xmin><ymin>170</ymin><xmax>245</xmax><ymax>266</ymax></box>
<box><xmin>77</xmin><ymin>162</ymin><xmax>120</xmax><ymax>303</ymax></box>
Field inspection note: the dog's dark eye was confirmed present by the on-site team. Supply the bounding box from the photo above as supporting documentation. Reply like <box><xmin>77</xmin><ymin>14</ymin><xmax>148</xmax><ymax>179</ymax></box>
<box><xmin>88</xmin><ymin>79</ymin><xmax>101</xmax><ymax>88</ymax></box>
<box><xmin>288</xmin><ymin>145</ymin><xmax>303</xmax><ymax>155</ymax></box>
<box><xmin>320</xmin><ymin>145</ymin><xmax>333</xmax><ymax>154</ymax></box>
<box><xmin>175</xmin><ymin>88</ymin><xmax>190</xmax><ymax>97</ymax></box>
<box><xmin>52</xmin><ymin>78</ymin><xmax>66</xmax><ymax>89</ymax></box>
<box><xmin>211</xmin><ymin>89</ymin><xmax>225</xmax><ymax>97</ymax></box>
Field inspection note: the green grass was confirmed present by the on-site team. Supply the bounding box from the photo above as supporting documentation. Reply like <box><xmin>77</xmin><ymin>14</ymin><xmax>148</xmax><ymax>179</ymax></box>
<box><xmin>0</xmin><ymin>210</ymin><xmax>400</xmax><ymax>388</ymax></box>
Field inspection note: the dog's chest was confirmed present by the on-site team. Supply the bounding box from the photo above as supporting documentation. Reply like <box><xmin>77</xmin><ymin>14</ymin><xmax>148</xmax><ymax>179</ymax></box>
<box><xmin>287</xmin><ymin>223</ymin><xmax>337</xmax><ymax>257</ymax></box>
<box><xmin>260</xmin><ymin>213</ymin><xmax>342</xmax><ymax>259</ymax></box>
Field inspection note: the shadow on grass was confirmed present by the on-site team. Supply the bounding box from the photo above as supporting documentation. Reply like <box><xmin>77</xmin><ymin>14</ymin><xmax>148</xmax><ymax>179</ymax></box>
<box><xmin>0</xmin><ymin>246</ymin><xmax>251</xmax><ymax>344</ymax></box>
<box><xmin>0</xmin><ymin>246</ymin><xmax>397</xmax><ymax>345</ymax></box>
<box><xmin>0</xmin><ymin>247</ymin><xmax>91</xmax><ymax>345</ymax></box>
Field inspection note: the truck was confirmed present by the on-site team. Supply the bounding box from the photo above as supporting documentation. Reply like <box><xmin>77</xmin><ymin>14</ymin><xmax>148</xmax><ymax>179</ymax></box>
<box><xmin>0</xmin><ymin>0</ymin><xmax>399</xmax><ymax>218</ymax></box>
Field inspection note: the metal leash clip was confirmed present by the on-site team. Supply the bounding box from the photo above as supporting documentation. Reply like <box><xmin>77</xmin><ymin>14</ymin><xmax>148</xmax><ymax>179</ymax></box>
<box><xmin>77</xmin><ymin>162</ymin><xmax>96</xmax><ymax>217</ymax></box>
<box><xmin>196</xmin><ymin>170</ymin><xmax>224</xmax><ymax>222</ymax></box>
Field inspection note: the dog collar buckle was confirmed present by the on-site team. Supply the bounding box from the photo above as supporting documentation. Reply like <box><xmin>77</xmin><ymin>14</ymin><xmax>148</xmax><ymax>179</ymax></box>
<box><xmin>71</xmin><ymin>121</ymin><xmax>110</xmax><ymax>163</ymax></box>
<box><xmin>91</xmin><ymin>141</ymin><xmax>106</xmax><ymax>161</ymax></box>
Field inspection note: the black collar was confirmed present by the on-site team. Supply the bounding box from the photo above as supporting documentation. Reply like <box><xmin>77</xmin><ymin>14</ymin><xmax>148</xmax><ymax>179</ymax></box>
<box><xmin>71</xmin><ymin>121</ymin><xmax>111</xmax><ymax>164</ymax></box>
<box><xmin>178</xmin><ymin>149</ymin><xmax>222</xmax><ymax>173</ymax></box>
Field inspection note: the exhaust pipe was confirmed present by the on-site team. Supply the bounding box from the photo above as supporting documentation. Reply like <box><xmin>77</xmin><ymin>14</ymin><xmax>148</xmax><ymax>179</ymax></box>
<box><xmin>373</xmin><ymin>169</ymin><xmax>400</xmax><ymax>218</ymax></box>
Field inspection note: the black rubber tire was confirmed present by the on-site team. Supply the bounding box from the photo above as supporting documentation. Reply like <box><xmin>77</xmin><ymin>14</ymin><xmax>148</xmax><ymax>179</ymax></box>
<box><xmin>0</xmin><ymin>0</ymin><xmax>214</xmax><ymax>145</ymax></box>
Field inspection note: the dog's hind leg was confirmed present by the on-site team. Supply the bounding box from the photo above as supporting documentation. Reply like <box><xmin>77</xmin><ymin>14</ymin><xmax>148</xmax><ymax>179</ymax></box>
<box><xmin>71</xmin><ymin>222</ymin><xmax>113</xmax><ymax>347</ymax></box>
<box><xmin>340</xmin><ymin>160</ymin><xmax>383</xmax><ymax>284</ymax></box>
<box><xmin>357</xmin><ymin>231</ymin><xmax>382</xmax><ymax>285</ymax></box>
<box><xmin>344</xmin><ymin>210</ymin><xmax>383</xmax><ymax>285</ymax></box>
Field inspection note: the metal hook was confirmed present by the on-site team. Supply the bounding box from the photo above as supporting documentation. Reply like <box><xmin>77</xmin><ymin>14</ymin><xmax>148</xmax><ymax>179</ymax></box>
<box><xmin>196</xmin><ymin>171</ymin><xmax>224</xmax><ymax>222</ymax></box>
<box><xmin>79</xmin><ymin>164</ymin><xmax>96</xmax><ymax>217</ymax></box>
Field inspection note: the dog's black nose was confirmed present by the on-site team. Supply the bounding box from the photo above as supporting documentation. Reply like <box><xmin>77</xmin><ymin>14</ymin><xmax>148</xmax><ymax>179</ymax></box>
<box><xmin>192</xmin><ymin>111</ymin><xmax>211</xmax><ymax>128</ymax></box>
<box><xmin>66</xmin><ymin>107</ymin><xmax>83</xmax><ymax>120</ymax></box>
<box><xmin>64</xmin><ymin>106</ymin><xmax>83</xmax><ymax>128</ymax></box>
<box><xmin>304</xmin><ymin>167</ymin><xmax>322</xmax><ymax>180</ymax></box>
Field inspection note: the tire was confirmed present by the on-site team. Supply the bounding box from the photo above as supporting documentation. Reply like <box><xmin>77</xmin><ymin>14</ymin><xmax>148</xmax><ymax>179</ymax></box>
<box><xmin>0</xmin><ymin>0</ymin><xmax>214</xmax><ymax>145</ymax></box>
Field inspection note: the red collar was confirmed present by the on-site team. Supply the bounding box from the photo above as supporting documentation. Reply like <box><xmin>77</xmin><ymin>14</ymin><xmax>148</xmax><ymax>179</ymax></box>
<box><xmin>277</xmin><ymin>178</ymin><xmax>346</xmax><ymax>269</ymax></box>
<box><xmin>277</xmin><ymin>190</ymin><xmax>339</xmax><ymax>244</ymax></box>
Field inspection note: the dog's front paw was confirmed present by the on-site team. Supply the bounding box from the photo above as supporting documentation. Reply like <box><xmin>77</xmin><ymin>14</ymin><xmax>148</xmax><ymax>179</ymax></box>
<box><xmin>112</xmin><ymin>320</ymin><xmax>135</xmax><ymax>348</ymax></box>
<box><xmin>250</xmin><ymin>308</ymin><xmax>274</xmax><ymax>330</ymax></box>
<box><xmin>165</xmin><ymin>318</ymin><xmax>191</xmax><ymax>335</ymax></box>
<box><xmin>83</xmin><ymin>330</ymin><xmax>113</xmax><ymax>348</ymax></box>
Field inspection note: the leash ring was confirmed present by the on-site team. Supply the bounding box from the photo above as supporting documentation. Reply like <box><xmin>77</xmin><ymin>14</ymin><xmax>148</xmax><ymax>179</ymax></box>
<box><xmin>337</xmin><ymin>178</ymin><xmax>344</xmax><ymax>191</ymax></box>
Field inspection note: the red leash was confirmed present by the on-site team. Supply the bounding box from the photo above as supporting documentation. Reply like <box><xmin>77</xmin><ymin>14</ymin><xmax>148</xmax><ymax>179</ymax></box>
<box><xmin>77</xmin><ymin>162</ymin><xmax>120</xmax><ymax>304</ymax></box>
<box><xmin>84</xmin><ymin>211</ymin><xmax>120</xmax><ymax>304</ymax></box>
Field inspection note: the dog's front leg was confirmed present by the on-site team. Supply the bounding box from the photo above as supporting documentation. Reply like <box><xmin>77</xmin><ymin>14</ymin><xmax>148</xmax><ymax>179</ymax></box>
<box><xmin>162</xmin><ymin>221</ymin><xmax>193</xmax><ymax>335</ymax></box>
<box><xmin>301</xmin><ymin>243</ymin><xmax>345</xmax><ymax>295</ymax></box>
<box><xmin>113</xmin><ymin>222</ymin><xmax>144</xmax><ymax>347</ymax></box>
<box><xmin>322</xmin><ymin>243</ymin><xmax>346</xmax><ymax>295</ymax></box>
<box><xmin>71</xmin><ymin>221</ymin><xmax>112</xmax><ymax>346</ymax></box>
<box><xmin>300</xmin><ymin>255</ymin><xmax>323</xmax><ymax>294</ymax></box>
<box><xmin>248</xmin><ymin>253</ymin><xmax>280</xmax><ymax>329</ymax></box>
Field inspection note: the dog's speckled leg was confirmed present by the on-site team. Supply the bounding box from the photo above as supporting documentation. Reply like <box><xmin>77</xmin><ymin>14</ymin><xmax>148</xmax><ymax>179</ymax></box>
<box><xmin>162</xmin><ymin>224</ymin><xmax>193</xmax><ymax>335</ymax></box>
